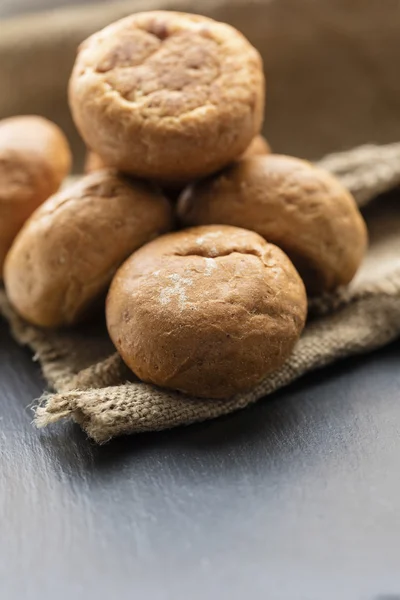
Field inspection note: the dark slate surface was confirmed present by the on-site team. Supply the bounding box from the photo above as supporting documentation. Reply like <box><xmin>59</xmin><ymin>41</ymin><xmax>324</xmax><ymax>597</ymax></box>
<box><xmin>1</xmin><ymin>320</ymin><xmax>400</xmax><ymax>600</ymax></box>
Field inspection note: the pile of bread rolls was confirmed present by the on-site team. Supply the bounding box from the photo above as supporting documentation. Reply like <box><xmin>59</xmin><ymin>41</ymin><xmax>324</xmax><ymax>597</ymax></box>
<box><xmin>2</xmin><ymin>11</ymin><xmax>367</xmax><ymax>399</ymax></box>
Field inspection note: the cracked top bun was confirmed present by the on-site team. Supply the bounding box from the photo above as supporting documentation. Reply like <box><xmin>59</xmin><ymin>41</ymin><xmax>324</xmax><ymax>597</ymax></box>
<box><xmin>4</xmin><ymin>170</ymin><xmax>173</xmax><ymax>328</ymax></box>
<box><xmin>106</xmin><ymin>225</ymin><xmax>307</xmax><ymax>398</ymax></box>
<box><xmin>69</xmin><ymin>11</ymin><xmax>265</xmax><ymax>183</ymax></box>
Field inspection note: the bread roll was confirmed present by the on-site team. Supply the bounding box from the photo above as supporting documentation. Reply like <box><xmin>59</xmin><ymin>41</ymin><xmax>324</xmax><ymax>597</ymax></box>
<box><xmin>241</xmin><ymin>134</ymin><xmax>271</xmax><ymax>158</ymax></box>
<box><xmin>178</xmin><ymin>155</ymin><xmax>368</xmax><ymax>294</ymax></box>
<box><xmin>0</xmin><ymin>115</ymin><xmax>71</xmax><ymax>277</ymax></box>
<box><xmin>84</xmin><ymin>134</ymin><xmax>271</xmax><ymax>176</ymax></box>
<box><xmin>84</xmin><ymin>151</ymin><xmax>107</xmax><ymax>173</ymax></box>
<box><xmin>84</xmin><ymin>150</ymin><xmax>185</xmax><ymax>204</ymax></box>
<box><xmin>4</xmin><ymin>170</ymin><xmax>173</xmax><ymax>328</ymax></box>
<box><xmin>69</xmin><ymin>11</ymin><xmax>265</xmax><ymax>183</ymax></box>
<box><xmin>106</xmin><ymin>225</ymin><xmax>307</xmax><ymax>398</ymax></box>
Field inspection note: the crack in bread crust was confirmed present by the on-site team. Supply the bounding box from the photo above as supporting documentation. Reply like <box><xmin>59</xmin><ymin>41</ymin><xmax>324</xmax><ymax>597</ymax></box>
<box><xmin>106</xmin><ymin>225</ymin><xmax>307</xmax><ymax>398</ymax></box>
<box><xmin>69</xmin><ymin>11</ymin><xmax>265</xmax><ymax>181</ymax></box>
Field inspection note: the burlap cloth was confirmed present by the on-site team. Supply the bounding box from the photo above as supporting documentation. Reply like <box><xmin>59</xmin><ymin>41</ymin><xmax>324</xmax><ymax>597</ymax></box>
<box><xmin>1</xmin><ymin>0</ymin><xmax>400</xmax><ymax>442</ymax></box>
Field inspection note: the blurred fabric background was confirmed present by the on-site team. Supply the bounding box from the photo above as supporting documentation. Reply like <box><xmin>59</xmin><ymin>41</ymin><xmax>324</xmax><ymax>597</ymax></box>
<box><xmin>2</xmin><ymin>0</ymin><xmax>400</xmax><ymax>171</ymax></box>
<box><xmin>0</xmin><ymin>0</ymin><xmax>107</xmax><ymax>18</ymax></box>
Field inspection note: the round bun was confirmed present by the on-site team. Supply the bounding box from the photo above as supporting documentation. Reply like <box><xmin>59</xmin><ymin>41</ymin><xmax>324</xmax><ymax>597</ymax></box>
<box><xmin>84</xmin><ymin>150</ymin><xmax>107</xmax><ymax>173</ymax></box>
<box><xmin>4</xmin><ymin>170</ymin><xmax>173</xmax><ymax>328</ymax></box>
<box><xmin>241</xmin><ymin>134</ymin><xmax>271</xmax><ymax>159</ymax></box>
<box><xmin>69</xmin><ymin>11</ymin><xmax>265</xmax><ymax>183</ymax></box>
<box><xmin>106</xmin><ymin>225</ymin><xmax>307</xmax><ymax>398</ymax></box>
<box><xmin>178</xmin><ymin>155</ymin><xmax>368</xmax><ymax>294</ymax></box>
<box><xmin>0</xmin><ymin>115</ymin><xmax>71</xmax><ymax>277</ymax></box>
<box><xmin>82</xmin><ymin>130</ymin><xmax>270</xmax><ymax>180</ymax></box>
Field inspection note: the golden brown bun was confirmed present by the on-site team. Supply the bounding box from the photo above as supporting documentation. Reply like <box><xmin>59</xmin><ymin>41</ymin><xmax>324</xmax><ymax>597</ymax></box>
<box><xmin>84</xmin><ymin>151</ymin><xmax>107</xmax><ymax>173</ymax></box>
<box><xmin>178</xmin><ymin>155</ymin><xmax>368</xmax><ymax>294</ymax></box>
<box><xmin>158</xmin><ymin>134</ymin><xmax>271</xmax><ymax>200</ymax></box>
<box><xmin>4</xmin><ymin>170</ymin><xmax>173</xmax><ymax>328</ymax></box>
<box><xmin>81</xmin><ymin>135</ymin><xmax>270</xmax><ymax>181</ymax></box>
<box><xmin>69</xmin><ymin>11</ymin><xmax>265</xmax><ymax>183</ymax></box>
<box><xmin>106</xmin><ymin>225</ymin><xmax>307</xmax><ymax>398</ymax></box>
<box><xmin>241</xmin><ymin>134</ymin><xmax>271</xmax><ymax>158</ymax></box>
<box><xmin>83</xmin><ymin>150</ymin><xmax>186</xmax><ymax>206</ymax></box>
<box><xmin>0</xmin><ymin>115</ymin><xmax>71</xmax><ymax>277</ymax></box>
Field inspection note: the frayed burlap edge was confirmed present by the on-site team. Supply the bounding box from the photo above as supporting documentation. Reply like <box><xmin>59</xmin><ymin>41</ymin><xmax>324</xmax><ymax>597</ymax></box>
<box><xmin>318</xmin><ymin>142</ymin><xmax>400</xmax><ymax>207</ymax></box>
<box><xmin>34</xmin><ymin>273</ymin><xmax>400</xmax><ymax>442</ymax></box>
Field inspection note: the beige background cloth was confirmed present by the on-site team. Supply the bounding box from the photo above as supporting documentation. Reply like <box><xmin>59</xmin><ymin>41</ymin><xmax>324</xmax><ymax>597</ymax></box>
<box><xmin>1</xmin><ymin>0</ymin><xmax>400</xmax><ymax>167</ymax></box>
<box><xmin>1</xmin><ymin>0</ymin><xmax>400</xmax><ymax>441</ymax></box>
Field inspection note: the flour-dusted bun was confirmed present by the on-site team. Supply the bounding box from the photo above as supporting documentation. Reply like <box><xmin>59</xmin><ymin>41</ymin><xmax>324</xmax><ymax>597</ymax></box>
<box><xmin>0</xmin><ymin>115</ymin><xmax>71</xmax><ymax>277</ymax></box>
<box><xmin>178</xmin><ymin>155</ymin><xmax>368</xmax><ymax>294</ymax></box>
<box><xmin>4</xmin><ymin>170</ymin><xmax>173</xmax><ymax>328</ymax></box>
<box><xmin>241</xmin><ymin>134</ymin><xmax>271</xmax><ymax>158</ymax></box>
<box><xmin>106</xmin><ymin>225</ymin><xmax>307</xmax><ymax>398</ymax></box>
<box><xmin>69</xmin><ymin>11</ymin><xmax>265</xmax><ymax>183</ymax></box>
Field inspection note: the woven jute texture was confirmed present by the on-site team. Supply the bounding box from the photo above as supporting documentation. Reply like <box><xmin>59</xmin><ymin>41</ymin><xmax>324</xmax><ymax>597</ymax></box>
<box><xmin>1</xmin><ymin>143</ymin><xmax>400</xmax><ymax>442</ymax></box>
